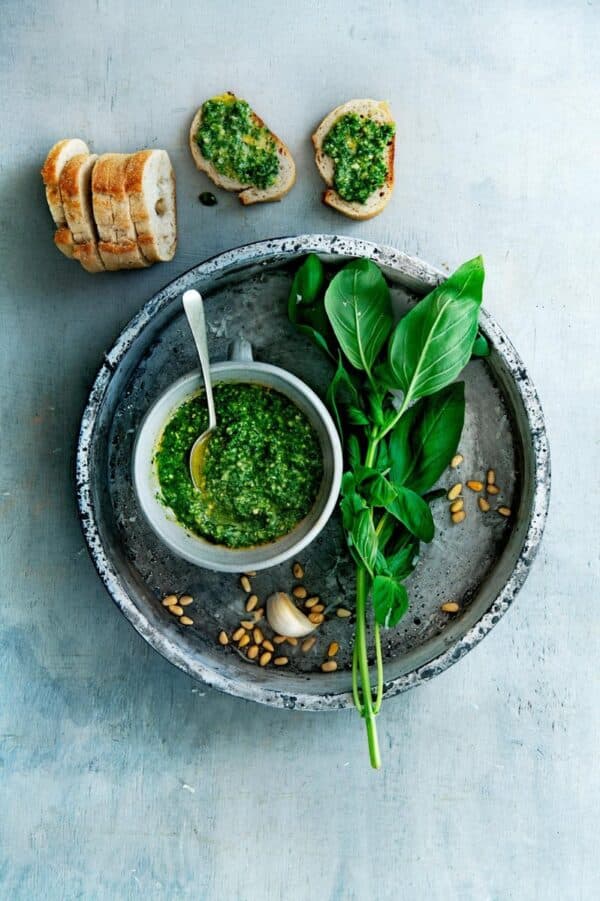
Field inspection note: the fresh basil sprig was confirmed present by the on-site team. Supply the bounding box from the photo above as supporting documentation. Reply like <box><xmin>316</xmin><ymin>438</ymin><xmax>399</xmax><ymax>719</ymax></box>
<box><xmin>288</xmin><ymin>254</ymin><xmax>485</xmax><ymax>768</ymax></box>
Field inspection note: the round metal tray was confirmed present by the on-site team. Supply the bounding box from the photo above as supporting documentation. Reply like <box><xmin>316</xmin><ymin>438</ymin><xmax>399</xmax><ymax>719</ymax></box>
<box><xmin>76</xmin><ymin>235</ymin><xmax>550</xmax><ymax>710</ymax></box>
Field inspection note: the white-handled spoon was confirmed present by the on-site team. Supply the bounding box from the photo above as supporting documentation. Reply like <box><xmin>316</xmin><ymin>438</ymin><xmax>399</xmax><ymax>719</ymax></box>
<box><xmin>182</xmin><ymin>289</ymin><xmax>217</xmax><ymax>491</ymax></box>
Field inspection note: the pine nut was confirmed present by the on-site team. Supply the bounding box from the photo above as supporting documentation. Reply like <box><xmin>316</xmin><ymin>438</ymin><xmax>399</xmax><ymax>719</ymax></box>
<box><xmin>487</xmin><ymin>469</ymin><xmax>496</xmax><ymax>486</ymax></box>
<box><xmin>262</xmin><ymin>640</ymin><xmax>275</xmax><ymax>653</ymax></box>
<box><xmin>466</xmin><ymin>480</ymin><xmax>484</xmax><ymax>492</ymax></box>
<box><xmin>448</xmin><ymin>483</ymin><xmax>462</xmax><ymax>501</ymax></box>
<box><xmin>478</xmin><ymin>497</ymin><xmax>490</xmax><ymax>512</ymax></box>
<box><xmin>487</xmin><ymin>484</ymin><xmax>500</xmax><ymax>495</ymax></box>
<box><xmin>292</xmin><ymin>586</ymin><xmax>308</xmax><ymax>599</ymax></box>
<box><xmin>285</xmin><ymin>637</ymin><xmax>298</xmax><ymax>646</ymax></box>
<box><xmin>450</xmin><ymin>499</ymin><xmax>464</xmax><ymax>513</ymax></box>
<box><xmin>232</xmin><ymin>627</ymin><xmax>245</xmax><ymax>642</ymax></box>
<box><xmin>162</xmin><ymin>594</ymin><xmax>177</xmax><ymax>607</ymax></box>
<box><xmin>218</xmin><ymin>630</ymin><xmax>229</xmax><ymax>646</ymax></box>
<box><xmin>254</xmin><ymin>608</ymin><xmax>264</xmax><ymax>620</ymax></box>
<box><xmin>179</xmin><ymin>616</ymin><xmax>193</xmax><ymax>626</ymax></box>
<box><xmin>450</xmin><ymin>454</ymin><xmax>464</xmax><ymax>468</ymax></box>
<box><xmin>336</xmin><ymin>608</ymin><xmax>352</xmax><ymax>618</ymax></box>
<box><xmin>274</xmin><ymin>657</ymin><xmax>289</xmax><ymax>666</ymax></box>
<box><xmin>327</xmin><ymin>641</ymin><xmax>339</xmax><ymax>657</ymax></box>
<box><xmin>304</xmin><ymin>596</ymin><xmax>320</xmax><ymax>608</ymax></box>
<box><xmin>321</xmin><ymin>660</ymin><xmax>337</xmax><ymax>673</ymax></box>
<box><xmin>240</xmin><ymin>575</ymin><xmax>251</xmax><ymax>592</ymax></box>
<box><xmin>441</xmin><ymin>601</ymin><xmax>460</xmax><ymax>613</ymax></box>
<box><xmin>498</xmin><ymin>506</ymin><xmax>512</xmax><ymax>517</ymax></box>
<box><xmin>179</xmin><ymin>595</ymin><xmax>193</xmax><ymax>606</ymax></box>
<box><xmin>259</xmin><ymin>651</ymin><xmax>272</xmax><ymax>667</ymax></box>
<box><xmin>292</xmin><ymin>562</ymin><xmax>304</xmax><ymax>579</ymax></box>
<box><xmin>247</xmin><ymin>644</ymin><xmax>259</xmax><ymax>660</ymax></box>
<box><xmin>244</xmin><ymin>571</ymin><xmax>256</xmax><ymax>577</ymax></box>
<box><xmin>245</xmin><ymin>594</ymin><xmax>258</xmax><ymax>612</ymax></box>
<box><xmin>253</xmin><ymin>627</ymin><xmax>264</xmax><ymax>645</ymax></box>
<box><xmin>273</xmin><ymin>635</ymin><xmax>287</xmax><ymax>645</ymax></box>
<box><xmin>238</xmin><ymin>633</ymin><xmax>250</xmax><ymax>648</ymax></box>
<box><xmin>169</xmin><ymin>605</ymin><xmax>184</xmax><ymax>616</ymax></box>
<box><xmin>308</xmin><ymin>612</ymin><xmax>324</xmax><ymax>624</ymax></box>
<box><xmin>240</xmin><ymin>620</ymin><xmax>254</xmax><ymax>630</ymax></box>
<box><xmin>311</xmin><ymin>604</ymin><xmax>325</xmax><ymax>614</ymax></box>
<box><xmin>451</xmin><ymin>511</ymin><xmax>466</xmax><ymax>524</ymax></box>
<box><xmin>301</xmin><ymin>637</ymin><xmax>316</xmax><ymax>653</ymax></box>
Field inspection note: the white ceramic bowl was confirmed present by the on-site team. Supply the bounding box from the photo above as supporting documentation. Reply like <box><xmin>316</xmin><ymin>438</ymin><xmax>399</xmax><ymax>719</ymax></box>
<box><xmin>132</xmin><ymin>352</ymin><xmax>343</xmax><ymax>572</ymax></box>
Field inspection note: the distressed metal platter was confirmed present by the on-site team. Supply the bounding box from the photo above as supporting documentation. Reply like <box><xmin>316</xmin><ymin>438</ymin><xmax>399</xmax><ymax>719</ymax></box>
<box><xmin>76</xmin><ymin>235</ymin><xmax>550</xmax><ymax>710</ymax></box>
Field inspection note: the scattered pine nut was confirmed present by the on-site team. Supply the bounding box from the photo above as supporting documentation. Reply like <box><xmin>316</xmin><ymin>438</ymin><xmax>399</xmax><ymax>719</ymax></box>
<box><xmin>285</xmin><ymin>637</ymin><xmax>298</xmax><ymax>646</ymax></box>
<box><xmin>451</xmin><ymin>511</ymin><xmax>466</xmax><ymax>524</ymax></box>
<box><xmin>311</xmin><ymin>603</ymin><xmax>325</xmax><ymax>614</ymax></box>
<box><xmin>309</xmin><ymin>612</ymin><xmax>325</xmax><ymax>624</ymax></box>
<box><xmin>240</xmin><ymin>575</ymin><xmax>251</xmax><ymax>592</ymax></box>
<box><xmin>247</xmin><ymin>644</ymin><xmax>259</xmax><ymax>660</ymax></box>
<box><xmin>304</xmin><ymin>596</ymin><xmax>320</xmax><ymax>608</ymax></box>
<box><xmin>498</xmin><ymin>506</ymin><xmax>512</xmax><ymax>517</ymax></box>
<box><xmin>262</xmin><ymin>639</ymin><xmax>275</xmax><ymax>653</ymax></box>
<box><xmin>274</xmin><ymin>656</ymin><xmax>289</xmax><ymax>666</ymax></box>
<box><xmin>466</xmin><ymin>480</ymin><xmax>484</xmax><ymax>492</ymax></box>
<box><xmin>232</xmin><ymin>627</ymin><xmax>245</xmax><ymax>642</ymax></box>
<box><xmin>321</xmin><ymin>660</ymin><xmax>337</xmax><ymax>673</ymax></box>
<box><xmin>441</xmin><ymin>601</ymin><xmax>460</xmax><ymax>613</ymax></box>
<box><xmin>487</xmin><ymin>469</ymin><xmax>496</xmax><ymax>486</ymax></box>
<box><xmin>238</xmin><ymin>633</ymin><xmax>250</xmax><ymax>648</ymax></box>
<box><xmin>245</xmin><ymin>594</ymin><xmax>258</xmax><ymax>612</ymax></box>
<box><xmin>162</xmin><ymin>594</ymin><xmax>177</xmax><ymax>607</ymax></box>
<box><xmin>169</xmin><ymin>605</ymin><xmax>184</xmax><ymax>616</ymax></box>
<box><xmin>301</xmin><ymin>637</ymin><xmax>316</xmax><ymax>653</ymax></box>
<box><xmin>487</xmin><ymin>484</ymin><xmax>500</xmax><ymax>495</ymax></box>
<box><xmin>259</xmin><ymin>651</ymin><xmax>272</xmax><ymax>667</ymax></box>
<box><xmin>450</xmin><ymin>454</ymin><xmax>464</xmax><ymax>468</ymax></box>
<box><xmin>450</xmin><ymin>499</ymin><xmax>464</xmax><ymax>513</ymax></box>
<box><xmin>240</xmin><ymin>620</ymin><xmax>254</xmax><ymax>630</ymax></box>
<box><xmin>292</xmin><ymin>586</ymin><xmax>308</xmax><ymax>599</ymax></box>
<box><xmin>179</xmin><ymin>595</ymin><xmax>193</xmax><ymax>607</ymax></box>
<box><xmin>327</xmin><ymin>641</ymin><xmax>339</xmax><ymax>657</ymax></box>
<box><xmin>478</xmin><ymin>497</ymin><xmax>490</xmax><ymax>512</ymax></box>
<box><xmin>253</xmin><ymin>627</ymin><xmax>264</xmax><ymax>645</ymax></box>
<box><xmin>218</xmin><ymin>630</ymin><xmax>229</xmax><ymax>646</ymax></box>
<box><xmin>179</xmin><ymin>616</ymin><xmax>194</xmax><ymax>626</ymax></box>
<box><xmin>253</xmin><ymin>608</ymin><xmax>264</xmax><ymax>620</ymax></box>
<box><xmin>448</xmin><ymin>483</ymin><xmax>462</xmax><ymax>501</ymax></box>
<box><xmin>292</xmin><ymin>562</ymin><xmax>304</xmax><ymax>579</ymax></box>
<box><xmin>273</xmin><ymin>635</ymin><xmax>287</xmax><ymax>645</ymax></box>
<box><xmin>336</xmin><ymin>608</ymin><xmax>352</xmax><ymax>618</ymax></box>
<box><xmin>244</xmin><ymin>571</ymin><xmax>257</xmax><ymax>577</ymax></box>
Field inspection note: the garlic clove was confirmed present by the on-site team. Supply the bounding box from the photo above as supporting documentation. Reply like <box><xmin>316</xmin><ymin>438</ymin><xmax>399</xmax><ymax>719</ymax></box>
<box><xmin>265</xmin><ymin>592</ymin><xmax>316</xmax><ymax>638</ymax></box>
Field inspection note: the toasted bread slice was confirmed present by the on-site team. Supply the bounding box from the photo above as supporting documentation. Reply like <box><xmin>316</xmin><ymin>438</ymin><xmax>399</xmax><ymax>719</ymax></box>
<box><xmin>92</xmin><ymin>153</ymin><xmax>139</xmax><ymax>244</ymax></box>
<box><xmin>60</xmin><ymin>153</ymin><xmax>99</xmax><ymax>243</ymax></box>
<box><xmin>42</xmin><ymin>138</ymin><xmax>89</xmax><ymax>227</ymax></box>
<box><xmin>312</xmin><ymin>99</ymin><xmax>395</xmax><ymax>220</ymax></box>
<box><xmin>125</xmin><ymin>150</ymin><xmax>177</xmax><ymax>262</ymax></box>
<box><xmin>54</xmin><ymin>226</ymin><xmax>75</xmax><ymax>259</ymax></box>
<box><xmin>98</xmin><ymin>240</ymin><xmax>149</xmax><ymax>271</ymax></box>
<box><xmin>189</xmin><ymin>93</ymin><xmax>295</xmax><ymax>204</ymax></box>
<box><xmin>72</xmin><ymin>241</ymin><xmax>105</xmax><ymax>273</ymax></box>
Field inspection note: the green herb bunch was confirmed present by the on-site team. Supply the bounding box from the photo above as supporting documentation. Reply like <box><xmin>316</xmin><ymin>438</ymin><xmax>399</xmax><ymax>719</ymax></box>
<box><xmin>288</xmin><ymin>254</ymin><xmax>488</xmax><ymax>768</ymax></box>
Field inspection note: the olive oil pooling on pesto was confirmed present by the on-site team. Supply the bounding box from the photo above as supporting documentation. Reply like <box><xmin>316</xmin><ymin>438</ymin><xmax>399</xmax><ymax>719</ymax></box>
<box><xmin>155</xmin><ymin>383</ymin><xmax>323</xmax><ymax>548</ymax></box>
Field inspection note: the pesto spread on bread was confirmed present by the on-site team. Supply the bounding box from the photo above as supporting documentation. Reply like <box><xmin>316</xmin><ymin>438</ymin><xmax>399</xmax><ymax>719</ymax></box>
<box><xmin>195</xmin><ymin>94</ymin><xmax>280</xmax><ymax>189</ymax></box>
<box><xmin>322</xmin><ymin>113</ymin><xmax>395</xmax><ymax>204</ymax></box>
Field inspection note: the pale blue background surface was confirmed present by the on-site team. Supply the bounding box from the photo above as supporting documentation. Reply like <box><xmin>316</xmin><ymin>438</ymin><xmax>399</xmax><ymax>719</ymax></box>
<box><xmin>1</xmin><ymin>1</ymin><xmax>598</xmax><ymax>898</ymax></box>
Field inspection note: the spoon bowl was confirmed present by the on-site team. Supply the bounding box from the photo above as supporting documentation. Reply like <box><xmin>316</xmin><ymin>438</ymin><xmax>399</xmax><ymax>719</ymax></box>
<box><xmin>182</xmin><ymin>289</ymin><xmax>216</xmax><ymax>490</ymax></box>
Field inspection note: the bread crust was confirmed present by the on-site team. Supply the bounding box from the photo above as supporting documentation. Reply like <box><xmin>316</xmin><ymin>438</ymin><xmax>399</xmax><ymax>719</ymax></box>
<box><xmin>125</xmin><ymin>150</ymin><xmax>177</xmax><ymax>262</ymax></box>
<box><xmin>189</xmin><ymin>93</ymin><xmax>295</xmax><ymax>204</ymax></box>
<box><xmin>312</xmin><ymin>99</ymin><xmax>395</xmax><ymax>220</ymax></box>
<box><xmin>42</xmin><ymin>138</ymin><xmax>89</xmax><ymax>226</ymax></box>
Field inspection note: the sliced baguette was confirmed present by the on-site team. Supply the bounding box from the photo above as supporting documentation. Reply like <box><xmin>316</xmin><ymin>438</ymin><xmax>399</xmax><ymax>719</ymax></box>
<box><xmin>189</xmin><ymin>93</ymin><xmax>295</xmax><ymax>204</ymax></box>
<box><xmin>53</xmin><ymin>226</ymin><xmax>75</xmax><ymax>259</ymax></box>
<box><xmin>312</xmin><ymin>99</ymin><xmax>395</xmax><ymax>221</ymax></box>
<box><xmin>91</xmin><ymin>153</ymin><xmax>138</xmax><ymax>244</ymax></box>
<box><xmin>42</xmin><ymin>138</ymin><xmax>89</xmax><ymax>226</ymax></box>
<box><xmin>97</xmin><ymin>240</ymin><xmax>149</xmax><ymax>271</ymax></box>
<box><xmin>72</xmin><ymin>241</ymin><xmax>105</xmax><ymax>274</ymax></box>
<box><xmin>60</xmin><ymin>153</ymin><xmax>99</xmax><ymax>243</ymax></box>
<box><xmin>125</xmin><ymin>150</ymin><xmax>177</xmax><ymax>262</ymax></box>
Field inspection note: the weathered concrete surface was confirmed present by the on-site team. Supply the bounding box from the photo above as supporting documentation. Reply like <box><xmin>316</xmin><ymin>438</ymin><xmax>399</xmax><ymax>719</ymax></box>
<box><xmin>0</xmin><ymin>1</ymin><xmax>598</xmax><ymax>898</ymax></box>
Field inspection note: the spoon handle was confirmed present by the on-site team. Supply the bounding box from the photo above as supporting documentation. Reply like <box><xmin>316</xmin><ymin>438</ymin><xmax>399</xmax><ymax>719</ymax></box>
<box><xmin>182</xmin><ymin>290</ymin><xmax>217</xmax><ymax>432</ymax></box>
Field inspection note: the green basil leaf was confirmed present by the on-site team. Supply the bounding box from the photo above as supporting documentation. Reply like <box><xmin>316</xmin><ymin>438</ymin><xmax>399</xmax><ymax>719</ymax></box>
<box><xmin>325</xmin><ymin>258</ymin><xmax>393</xmax><ymax>373</ymax></box>
<box><xmin>376</xmin><ymin>513</ymin><xmax>396</xmax><ymax>553</ymax></box>
<box><xmin>341</xmin><ymin>471</ymin><xmax>356</xmax><ymax>497</ymax></box>
<box><xmin>372</xmin><ymin>576</ymin><xmax>409</xmax><ymax>628</ymax></box>
<box><xmin>353</xmin><ymin>465</ymin><xmax>380</xmax><ymax>486</ymax></box>
<box><xmin>374</xmin><ymin>550</ymin><xmax>392</xmax><ymax>577</ymax></box>
<box><xmin>340</xmin><ymin>489</ymin><xmax>366</xmax><ymax>533</ymax></box>
<box><xmin>368</xmin><ymin>391</ymin><xmax>385</xmax><ymax>427</ymax></box>
<box><xmin>297</xmin><ymin>324</ymin><xmax>331</xmax><ymax>358</ymax></box>
<box><xmin>347</xmin><ymin>434</ymin><xmax>361</xmax><ymax>469</ymax></box>
<box><xmin>326</xmin><ymin>354</ymin><xmax>361</xmax><ymax>436</ymax></box>
<box><xmin>386</xmin><ymin>486</ymin><xmax>435</xmax><ymax>542</ymax></box>
<box><xmin>390</xmin><ymin>382</ymin><xmax>465</xmax><ymax>495</ymax></box>
<box><xmin>374</xmin><ymin>439</ymin><xmax>390</xmax><ymax>473</ymax></box>
<box><xmin>288</xmin><ymin>253</ymin><xmax>325</xmax><ymax>321</ymax></box>
<box><xmin>347</xmin><ymin>405</ymin><xmax>370</xmax><ymax>426</ymax></box>
<box><xmin>388</xmin><ymin>256</ymin><xmax>484</xmax><ymax>400</ymax></box>
<box><xmin>386</xmin><ymin>538</ymin><xmax>420</xmax><ymax>579</ymax></box>
<box><xmin>351</xmin><ymin>510</ymin><xmax>378</xmax><ymax>573</ymax></box>
<box><xmin>472</xmin><ymin>333</ymin><xmax>490</xmax><ymax>357</ymax></box>
<box><xmin>366</xmin><ymin>474</ymin><xmax>398</xmax><ymax>508</ymax></box>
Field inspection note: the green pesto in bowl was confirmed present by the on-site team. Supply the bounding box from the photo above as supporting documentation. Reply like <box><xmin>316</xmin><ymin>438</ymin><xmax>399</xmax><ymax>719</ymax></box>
<box><xmin>154</xmin><ymin>382</ymin><xmax>324</xmax><ymax>548</ymax></box>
